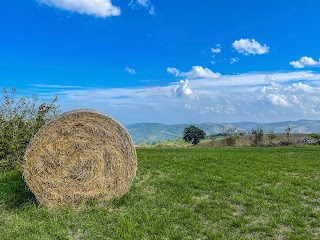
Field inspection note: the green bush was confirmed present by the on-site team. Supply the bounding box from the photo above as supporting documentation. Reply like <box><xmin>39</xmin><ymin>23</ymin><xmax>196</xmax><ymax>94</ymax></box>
<box><xmin>0</xmin><ymin>87</ymin><xmax>60</xmax><ymax>172</ymax></box>
<box><xmin>309</xmin><ymin>133</ymin><xmax>320</xmax><ymax>140</ymax></box>
<box><xmin>251</xmin><ymin>127</ymin><xmax>265</xmax><ymax>146</ymax></box>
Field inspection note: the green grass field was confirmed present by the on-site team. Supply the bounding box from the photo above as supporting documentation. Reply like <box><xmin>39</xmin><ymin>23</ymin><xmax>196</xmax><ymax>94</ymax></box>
<box><xmin>0</xmin><ymin>147</ymin><xmax>319</xmax><ymax>239</ymax></box>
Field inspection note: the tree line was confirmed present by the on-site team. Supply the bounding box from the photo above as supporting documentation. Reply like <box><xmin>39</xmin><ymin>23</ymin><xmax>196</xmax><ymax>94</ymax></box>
<box><xmin>182</xmin><ymin>124</ymin><xmax>319</xmax><ymax>146</ymax></box>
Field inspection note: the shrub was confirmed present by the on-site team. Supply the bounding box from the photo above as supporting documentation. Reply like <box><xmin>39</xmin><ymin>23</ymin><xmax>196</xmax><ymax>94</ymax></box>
<box><xmin>309</xmin><ymin>133</ymin><xmax>320</xmax><ymax>140</ymax></box>
<box><xmin>0</xmin><ymin>87</ymin><xmax>60</xmax><ymax>172</ymax></box>
<box><xmin>251</xmin><ymin>127</ymin><xmax>264</xmax><ymax>146</ymax></box>
<box><xmin>267</xmin><ymin>130</ymin><xmax>277</xmax><ymax>143</ymax></box>
<box><xmin>285</xmin><ymin>124</ymin><xmax>292</xmax><ymax>141</ymax></box>
<box><xmin>225</xmin><ymin>135</ymin><xmax>239</xmax><ymax>146</ymax></box>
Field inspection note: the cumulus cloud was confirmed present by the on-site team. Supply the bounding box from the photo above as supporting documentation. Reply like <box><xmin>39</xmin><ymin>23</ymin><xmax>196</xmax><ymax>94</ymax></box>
<box><xmin>289</xmin><ymin>56</ymin><xmax>320</xmax><ymax>69</ymax></box>
<box><xmin>266</xmin><ymin>94</ymin><xmax>290</xmax><ymax>107</ymax></box>
<box><xmin>256</xmin><ymin>78</ymin><xmax>320</xmax><ymax>115</ymax></box>
<box><xmin>32</xmin><ymin>71</ymin><xmax>320</xmax><ymax>124</ymax></box>
<box><xmin>171</xmin><ymin>80</ymin><xmax>198</xmax><ymax>99</ymax></box>
<box><xmin>167</xmin><ymin>66</ymin><xmax>221</xmax><ymax>79</ymax></box>
<box><xmin>258</xmin><ymin>80</ymin><xmax>318</xmax><ymax>96</ymax></box>
<box><xmin>124</xmin><ymin>66</ymin><xmax>136</xmax><ymax>75</ymax></box>
<box><xmin>129</xmin><ymin>0</ymin><xmax>155</xmax><ymax>14</ymax></box>
<box><xmin>285</xmin><ymin>82</ymin><xmax>318</xmax><ymax>93</ymax></box>
<box><xmin>211</xmin><ymin>44</ymin><xmax>222</xmax><ymax>54</ymax></box>
<box><xmin>232</xmin><ymin>38</ymin><xmax>269</xmax><ymax>55</ymax></box>
<box><xmin>187</xmin><ymin>66</ymin><xmax>221</xmax><ymax>79</ymax></box>
<box><xmin>37</xmin><ymin>0</ymin><xmax>121</xmax><ymax>18</ymax></box>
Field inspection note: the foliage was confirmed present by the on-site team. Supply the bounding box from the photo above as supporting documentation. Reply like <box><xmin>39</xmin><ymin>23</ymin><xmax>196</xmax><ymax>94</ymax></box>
<box><xmin>209</xmin><ymin>133</ymin><xmax>225</xmax><ymax>138</ymax></box>
<box><xmin>225</xmin><ymin>135</ymin><xmax>239</xmax><ymax>146</ymax></box>
<box><xmin>284</xmin><ymin>124</ymin><xmax>292</xmax><ymax>141</ymax></box>
<box><xmin>0</xmin><ymin>87</ymin><xmax>60</xmax><ymax>172</ymax></box>
<box><xmin>251</xmin><ymin>126</ymin><xmax>265</xmax><ymax>145</ymax></box>
<box><xmin>267</xmin><ymin>130</ymin><xmax>277</xmax><ymax>143</ymax></box>
<box><xmin>268</xmin><ymin>130</ymin><xmax>276</xmax><ymax>139</ymax></box>
<box><xmin>309</xmin><ymin>133</ymin><xmax>320</xmax><ymax>140</ymax></box>
<box><xmin>309</xmin><ymin>133</ymin><xmax>320</xmax><ymax>145</ymax></box>
<box><xmin>208</xmin><ymin>134</ymin><xmax>215</xmax><ymax>140</ymax></box>
<box><xmin>183</xmin><ymin>125</ymin><xmax>206</xmax><ymax>145</ymax></box>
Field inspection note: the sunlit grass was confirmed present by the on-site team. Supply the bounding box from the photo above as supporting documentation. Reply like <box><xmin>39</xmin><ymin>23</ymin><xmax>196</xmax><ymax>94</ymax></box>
<box><xmin>0</xmin><ymin>147</ymin><xmax>319</xmax><ymax>239</ymax></box>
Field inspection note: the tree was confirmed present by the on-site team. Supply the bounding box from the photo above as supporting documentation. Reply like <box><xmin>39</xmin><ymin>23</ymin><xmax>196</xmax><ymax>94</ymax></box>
<box><xmin>251</xmin><ymin>126</ymin><xmax>264</xmax><ymax>145</ymax></box>
<box><xmin>285</xmin><ymin>124</ymin><xmax>292</xmax><ymax>141</ymax></box>
<box><xmin>183</xmin><ymin>125</ymin><xmax>206</xmax><ymax>145</ymax></box>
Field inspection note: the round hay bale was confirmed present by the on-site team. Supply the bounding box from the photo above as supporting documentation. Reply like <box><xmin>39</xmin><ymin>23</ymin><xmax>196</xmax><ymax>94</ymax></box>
<box><xmin>23</xmin><ymin>109</ymin><xmax>137</xmax><ymax>207</ymax></box>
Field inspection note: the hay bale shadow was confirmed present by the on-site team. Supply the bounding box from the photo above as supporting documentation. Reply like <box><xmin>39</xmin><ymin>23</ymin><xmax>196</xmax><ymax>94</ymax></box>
<box><xmin>0</xmin><ymin>171</ymin><xmax>36</xmax><ymax>209</ymax></box>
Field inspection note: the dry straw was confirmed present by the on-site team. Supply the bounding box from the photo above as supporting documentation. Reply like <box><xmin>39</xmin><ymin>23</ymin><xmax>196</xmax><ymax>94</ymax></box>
<box><xmin>23</xmin><ymin>109</ymin><xmax>137</xmax><ymax>207</ymax></box>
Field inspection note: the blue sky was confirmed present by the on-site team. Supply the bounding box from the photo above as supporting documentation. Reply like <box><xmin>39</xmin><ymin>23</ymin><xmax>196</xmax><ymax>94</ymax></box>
<box><xmin>1</xmin><ymin>0</ymin><xmax>320</xmax><ymax>124</ymax></box>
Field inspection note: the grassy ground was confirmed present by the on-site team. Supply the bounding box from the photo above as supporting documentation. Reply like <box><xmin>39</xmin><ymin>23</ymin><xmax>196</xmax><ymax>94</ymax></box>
<box><xmin>0</xmin><ymin>147</ymin><xmax>319</xmax><ymax>239</ymax></box>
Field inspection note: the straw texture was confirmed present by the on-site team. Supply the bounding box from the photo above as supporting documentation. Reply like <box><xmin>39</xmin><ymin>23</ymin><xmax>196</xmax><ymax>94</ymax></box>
<box><xmin>23</xmin><ymin>109</ymin><xmax>137</xmax><ymax>207</ymax></box>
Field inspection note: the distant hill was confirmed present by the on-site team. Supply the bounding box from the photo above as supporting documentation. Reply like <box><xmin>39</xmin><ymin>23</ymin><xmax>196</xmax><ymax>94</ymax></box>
<box><xmin>126</xmin><ymin>120</ymin><xmax>320</xmax><ymax>145</ymax></box>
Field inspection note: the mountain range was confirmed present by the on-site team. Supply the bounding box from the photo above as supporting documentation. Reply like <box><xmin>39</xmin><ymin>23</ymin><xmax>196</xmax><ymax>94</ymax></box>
<box><xmin>126</xmin><ymin>120</ymin><xmax>320</xmax><ymax>145</ymax></box>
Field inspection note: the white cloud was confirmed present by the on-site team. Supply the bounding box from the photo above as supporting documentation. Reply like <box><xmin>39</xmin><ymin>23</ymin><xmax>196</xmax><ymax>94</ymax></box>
<box><xmin>184</xmin><ymin>104</ymin><xmax>197</xmax><ymax>110</ymax></box>
<box><xmin>31</xmin><ymin>70</ymin><xmax>320</xmax><ymax>124</ymax></box>
<box><xmin>211</xmin><ymin>44</ymin><xmax>221</xmax><ymax>54</ymax></box>
<box><xmin>230</xmin><ymin>57</ymin><xmax>239</xmax><ymax>64</ymax></box>
<box><xmin>199</xmin><ymin>104</ymin><xmax>235</xmax><ymax>115</ymax></box>
<box><xmin>167</xmin><ymin>66</ymin><xmax>221</xmax><ymax>79</ymax></box>
<box><xmin>256</xmin><ymin>79</ymin><xmax>320</xmax><ymax>115</ymax></box>
<box><xmin>171</xmin><ymin>80</ymin><xmax>198</xmax><ymax>99</ymax></box>
<box><xmin>129</xmin><ymin>0</ymin><xmax>155</xmax><ymax>14</ymax></box>
<box><xmin>37</xmin><ymin>0</ymin><xmax>121</xmax><ymax>18</ymax></box>
<box><xmin>285</xmin><ymin>82</ymin><xmax>318</xmax><ymax>93</ymax></box>
<box><xmin>167</xmin><ymin>67</ymin><xmax>180</xmax><ymax>77</ymax></box>
<box><xmin>124</xmin><ymin>66</ymin><xmax>136</xmax><ymax>75</ymax></box>
<box><xmin>257</xmin><ymin>79</ymin><xmax>320</xmax><ymax>96</ymax></box>
<box><xmin>232</xmin><ymin>38</ymin><xmax>269</xmax><ymax>55</ymax></box>
<box><xmin>289</xmin><ymin>56</ymin><xmax>320</xmax><ymax>69</ymax></box>
<box><xmin>187</xmin><ymin>66</ymin><xmax>221</xmax><ymax>79</ymax></box>
<box><xmin>265</xmin><ymin>71</ymin><xmax>320</xmax><ymax>83</ymax></box>
<box><xmin>266</xmin><ymin>94</ymin><xmax>290</xmax><ymax>107</ymax></box>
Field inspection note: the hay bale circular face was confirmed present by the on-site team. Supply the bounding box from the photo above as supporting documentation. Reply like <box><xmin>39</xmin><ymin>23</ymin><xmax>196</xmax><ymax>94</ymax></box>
<box><xmin>23</xmin><ymin>109</ymin><xmax>137</xmax><ymax>207</ymax></box>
